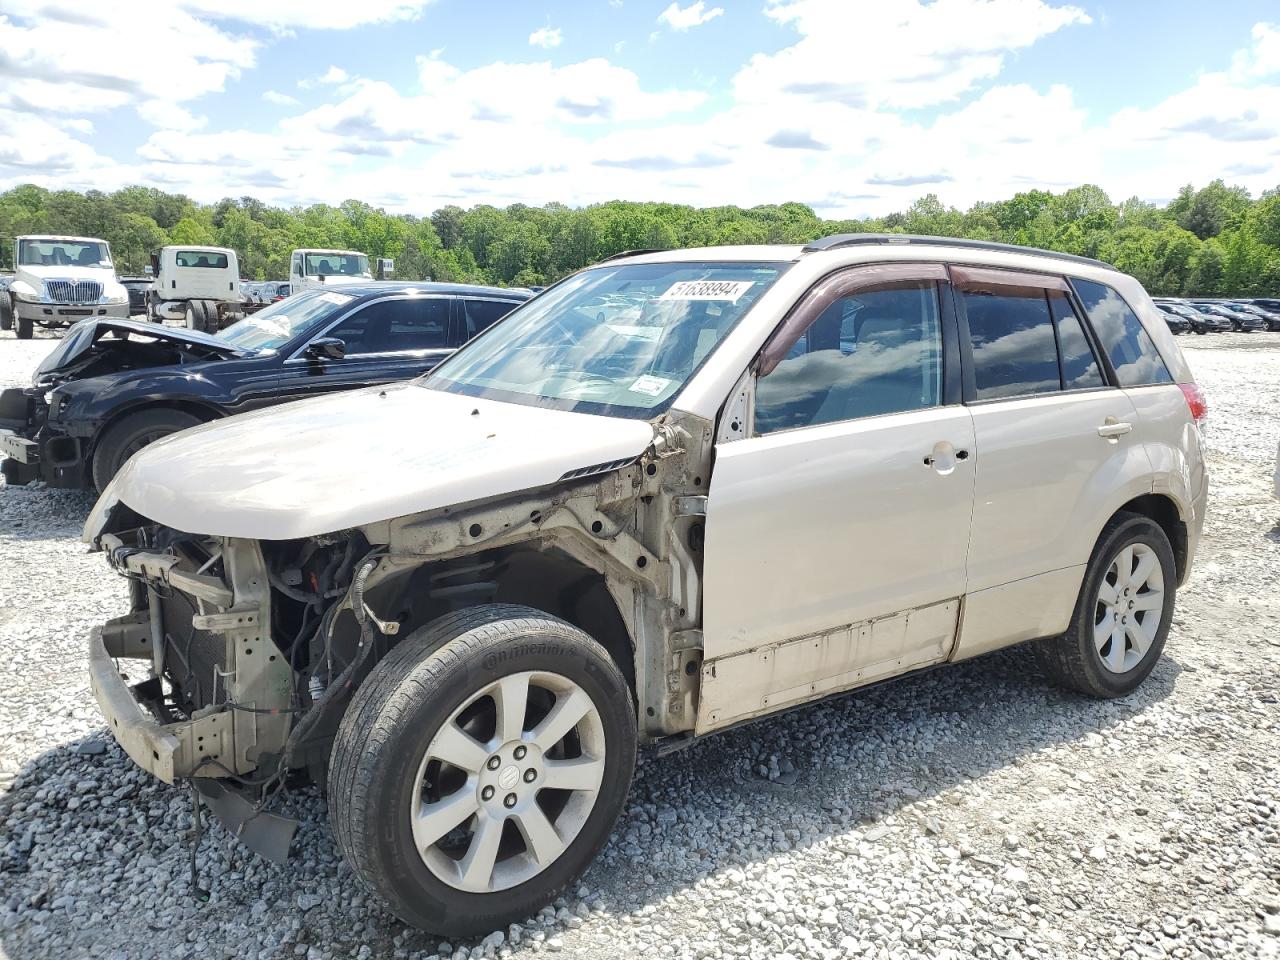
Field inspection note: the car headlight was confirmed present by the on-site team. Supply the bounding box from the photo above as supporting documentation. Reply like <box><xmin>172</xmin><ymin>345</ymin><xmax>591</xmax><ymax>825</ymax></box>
<box><xmin>100</xmin><ymin>291</ymin><xmax>128</xmax><ymax>305</ymax></box>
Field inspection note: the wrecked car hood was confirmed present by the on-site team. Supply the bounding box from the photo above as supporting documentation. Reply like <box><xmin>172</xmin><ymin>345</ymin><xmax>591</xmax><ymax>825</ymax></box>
<box><xmin>36</xmin><ymin>318</ymin><xmax>245</xmax><ymax>380</ymax></box>
<box><xmin>89</xmin><ymin>383</ymin><xmax>656</xmax><ymax>541</ymax></box>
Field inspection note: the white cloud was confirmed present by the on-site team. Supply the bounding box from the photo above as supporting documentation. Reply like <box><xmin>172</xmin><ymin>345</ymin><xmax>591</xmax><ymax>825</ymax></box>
<box><xmin>657</xmin><ymin>1</ymin><xmax>724</xmax><ymax>31</ymax></box>
<box><xmin>1229</xmin><ymin>21</ymin><xmax>1280</xmax><ymax>81</ymax></box>
<box><xmin>179</xmin><ymin>0</ymin><xmax>436</xmax><ymax>31</ymax></box>
<box><xmin>529</xmin><ymin>26</ymin><xmax>563</xmax><ymax>48</ymax></box>
<box><xmin>299</xmin><ymin>65</ymin><xmax>351</xmax><ymax>88</ymax></box>
<box><xmin>137</xmin><ymin>100</ymin><xmax>207</xmax><ymax>132</ymax></box>
<box><xmin>736</xmin><ymin>0</ymin><xmax>1089</xmax><ymax>110</ymax></box>
<box><xmin>263</xmin><ymin>90</ymin><xmax>302</xmax><ymax>106</ymax></box>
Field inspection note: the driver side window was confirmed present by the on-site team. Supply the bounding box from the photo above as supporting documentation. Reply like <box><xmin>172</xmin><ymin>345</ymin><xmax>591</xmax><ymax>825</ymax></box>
<box><xmin>325</xmin><ymin>298</ymin><xmax>450</xmax><ymax>356</ymax></box>
<box><xmin>754</xmin><ymin>283</ymin><xmax>944</xmax><ymax>435</ymax></box>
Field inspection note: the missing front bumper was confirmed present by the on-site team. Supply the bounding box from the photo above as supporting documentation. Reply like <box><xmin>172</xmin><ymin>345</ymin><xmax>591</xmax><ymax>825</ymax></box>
<box><xmin>89</xmin><ymin>619</ymin><xmax>298</xmax><ymax>862</ymax></box>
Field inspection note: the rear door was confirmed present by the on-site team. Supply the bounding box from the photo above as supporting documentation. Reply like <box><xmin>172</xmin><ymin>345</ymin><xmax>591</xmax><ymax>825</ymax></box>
<box><xmin>699</xmin><ymin>264</ymin><xmax>975</xmax><ymax>732</ymax></box>
<box><xmin>951</xmin><ymin>265</ymin><xmax>1149</xmax><ymax>659</ymax></box>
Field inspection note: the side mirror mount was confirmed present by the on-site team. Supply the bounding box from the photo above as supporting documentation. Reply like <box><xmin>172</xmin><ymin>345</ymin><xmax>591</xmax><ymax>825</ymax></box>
<box><xmin>305</xmin><ymin>337</ymin><xmax>346</xmax><ymax>361</ymax></box>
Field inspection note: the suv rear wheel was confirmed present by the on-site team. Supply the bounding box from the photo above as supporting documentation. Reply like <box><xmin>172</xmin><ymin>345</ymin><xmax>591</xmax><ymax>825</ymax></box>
<box><xmin>1035</xmin><ymin>512</ymin><xmax>1176</xmax><ymax>698</ymax></box>
<box><xmin>329</xmin><ymin>604</ymin><xmax>636</xmax><ymax>937</ymax></box>
<box><xmin>0</xmin><ymin>296</ymin><xmax>11</xmax><ymax>331</ymax></box>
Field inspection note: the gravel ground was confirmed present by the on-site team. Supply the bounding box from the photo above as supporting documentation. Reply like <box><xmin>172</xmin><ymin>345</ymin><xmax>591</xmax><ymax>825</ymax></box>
<box><xmin>1</xmin><ymin>328</ymin><xmax>1278</xmax><ymax>960</ymax></box>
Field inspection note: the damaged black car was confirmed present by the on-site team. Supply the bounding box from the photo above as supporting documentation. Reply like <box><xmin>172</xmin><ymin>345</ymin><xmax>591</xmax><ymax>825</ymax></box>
<box><xmin>0</xmin><ymin>282</ymin><xmax>529</xmax><ymax>490</ymax></box>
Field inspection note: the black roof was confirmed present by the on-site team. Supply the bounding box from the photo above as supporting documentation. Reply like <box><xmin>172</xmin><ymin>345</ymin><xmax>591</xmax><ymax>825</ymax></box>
<box><xmin>303</xmin><ymin>281</ymin><xmax>529</xmax><ymax>300</ymax></box>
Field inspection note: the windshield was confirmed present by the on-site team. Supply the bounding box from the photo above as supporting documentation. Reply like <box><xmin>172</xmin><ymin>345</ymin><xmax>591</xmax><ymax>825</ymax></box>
<box><xmin>425</xmin><ymin>260</ymin><xmax>787</xmax><ymax>418</ymax></box>
<box><xmin>175</xmin><ymin>250</ymin><xmax>229</xmax><ymax>269</ymax></box>
<box><xmin>303</xmin><ymin>253</ymin><xmax>369</xmax><ymax>277</ymax></box>
<box><xmin>18</xmin><ymin>239</ymin><xmax>111</xmax><ymax>269</ymax></box>
<box><xmin>217</xmin><ymin>290</ymin><xmax>354</xmax><ymax>352</ymax></box>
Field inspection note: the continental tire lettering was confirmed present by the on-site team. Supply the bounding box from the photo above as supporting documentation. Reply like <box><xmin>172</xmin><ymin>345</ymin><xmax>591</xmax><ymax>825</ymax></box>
<box><xmin>482</xmin><ymin>643</ymin><xmax>567</xmax><ymax>670</ymax></box>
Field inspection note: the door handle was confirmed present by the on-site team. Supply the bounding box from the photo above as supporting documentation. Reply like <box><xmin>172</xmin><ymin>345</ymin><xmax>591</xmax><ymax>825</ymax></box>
<box><xmin>923</xmin><ymin>442</ymin><xmax>968</xmax><ymax>474</ymax></box>
<box><xmin>1097</xmin><ymin>418</ymin><xmax>1133</xmax><ymax>440</ymax></box>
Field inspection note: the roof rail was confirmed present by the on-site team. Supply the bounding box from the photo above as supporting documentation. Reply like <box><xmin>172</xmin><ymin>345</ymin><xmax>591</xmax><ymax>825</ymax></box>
<box><xmin>801</xmin><ymin>233</ymin><xmax>1115</xmax><ymax>270</ymax></box>
<box><xmin>597</xmin><ymin>248</ymin><xmax>668</xmax><ymax>263</ymax></box>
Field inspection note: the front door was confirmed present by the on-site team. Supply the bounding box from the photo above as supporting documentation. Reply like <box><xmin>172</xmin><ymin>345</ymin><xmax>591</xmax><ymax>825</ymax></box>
<box><xmin>699</xmin><ymin>264</ymin><xmax>976</xmax><ymax>732</ymax></box>
<box><xmin>274</xmin><ymin>295</ymin><xmax>456</xmax><ymax>404</ymax></box>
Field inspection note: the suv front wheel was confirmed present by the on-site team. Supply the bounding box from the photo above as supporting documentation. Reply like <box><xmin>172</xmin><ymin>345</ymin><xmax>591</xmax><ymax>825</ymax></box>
<box><xmin>329</xmin><ymin>604</ymin><xmax>637</xmax><ymax>937</ymax></box>
<box><xmin>1035</xmin><ymin>512</ymin><xmax>1176</xmax><ymax>698</ymax></box>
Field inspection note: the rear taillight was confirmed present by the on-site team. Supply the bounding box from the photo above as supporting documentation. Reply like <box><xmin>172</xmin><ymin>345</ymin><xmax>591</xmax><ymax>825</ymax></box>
<box><xmin>1179</xmin><ymin>382</ymin><xmax>1208</xmax><ymax>422</ymax></box>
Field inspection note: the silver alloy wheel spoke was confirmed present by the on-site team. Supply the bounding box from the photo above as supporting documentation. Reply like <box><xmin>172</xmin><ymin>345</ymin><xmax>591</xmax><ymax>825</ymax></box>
<box><xmin>1093</xmin><ymin>617</ymin><xmax>1114</xmax><ymax>652</ymax></box>
<box><xmin>409</xmin><ymin>670</ymin><xmax>607</xmax><ymax>894</ymax></box>
<box><xmin>457</xmin><ymin>812</ymin><xmax>504</xmax><ymax>892</ymax></box>
<box><xmin>1096</xmin><ymin>580</ymin><xmax>1120</xmax><ymax>607</ymax></box>
<box><xmin>1126</xmin><ymin>618</ymin><xmax>1153</xmax><ymax>656</ymax></box>
<box><xmin>542</xmin><ymin>756</ymin><xmax>606</xmax><ymax>792</ymax></box>
<box><xmin>413</xmin><ymin>787</ymin><xmax>480</xmax><ymax>851</ymax></box>
<box><xmin>493</xmin><ymin>673</ymin><xmax>531</xmax><ymax>744</ymax></box>
<box><xmin>1131</xmin><ymin>591</ymin><xmax>1163</xmax><ymax>612</ymax></box>
<box><xmin>530</xmin><ymin>688</ymin><xmax>593</xmax><ymax>752</ymax></box>
<box><xmin>431</xmin><ymin>723</ymin><xmax>490</xmax><ymax>773</ymax></box>
<box><xmin>514</xmin><ymin>804</ymin><xmax>565</xmax><ymax>866</ymax></box>
<box><xmin>1106</xmin><ymin>624</ymin><xmax>1127</xmax><ymax>670</ymax></box>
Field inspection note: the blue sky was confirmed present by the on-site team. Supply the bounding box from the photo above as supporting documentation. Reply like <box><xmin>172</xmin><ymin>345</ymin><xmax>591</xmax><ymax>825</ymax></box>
<box><xmin>1</xmin><ymin>0</ymin><xmax>1278</xmax><ymax>217</ymax></box>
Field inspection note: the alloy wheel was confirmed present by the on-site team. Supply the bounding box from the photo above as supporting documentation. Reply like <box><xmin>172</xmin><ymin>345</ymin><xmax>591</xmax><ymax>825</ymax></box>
<box><xmin>1094</xmin><ymin>542</ymin><xmax>1164</xmax><ymax>674</ymax></box>
<box><xmin>409</xmin><ymin>670</ymin><xmax>606</xmax><ymax>893</ymax></box>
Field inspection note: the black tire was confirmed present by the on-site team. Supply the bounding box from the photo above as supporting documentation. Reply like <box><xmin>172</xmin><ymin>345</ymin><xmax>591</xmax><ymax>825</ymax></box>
<box><xmin>90</xmin><ymin>408</ymin><xmax>203</xmax><ymax>491</ymax></box>
<box><xmin>16</xmin><ymin>314</ymin><xmax>33</xmax><ymax>339</ymax></box>
<box><xmin>0</xmin><ymin>296</ymin><xmax>11</xmax><ymax>331</ymax></box>
<box><xmin>1034</xmin><ymin>512</ymin><xmax>1176</xmax><ymax>698</ymax></box>
<box><xmin>1194</xmin><ymin>327</ymin><xmax>1206</xmax><ymax>335</ymax></box>
<box><xmin>329</xmin><ymin>604</ymin><xmax>637</xmax><ymax>937</ymax></box>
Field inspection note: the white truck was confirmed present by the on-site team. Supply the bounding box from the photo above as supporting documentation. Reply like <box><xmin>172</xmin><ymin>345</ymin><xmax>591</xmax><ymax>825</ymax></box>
<box><xmin>148</xmin><ymin>245</ymin><xmax>245</xmax><ymax>333</ymax></box>
<box><xmin>288</xmin><ymin>248</ymin><xmax>371</xmax><ymax>291</ymax></box>
<box><xmin>1</xmin><ymin>235</ymin><xmax>130</xmax><ymax>339</ymax></box>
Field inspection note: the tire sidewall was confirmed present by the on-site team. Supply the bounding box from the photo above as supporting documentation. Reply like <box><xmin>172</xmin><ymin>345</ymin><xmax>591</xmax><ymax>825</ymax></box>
<box><xmin>362</xmin><ymin>621</ymin><xmax>635</xmax><ymax>935</ymax></box>
<box><xmin>1069</xmin><ymin>516</ymin><xmax>1176</xmax><ymax>696</ymax></box>
<box><xmin>91</xmin><ymin>409</ymin><xmax>201</xmax><ymax>491</ymax></box>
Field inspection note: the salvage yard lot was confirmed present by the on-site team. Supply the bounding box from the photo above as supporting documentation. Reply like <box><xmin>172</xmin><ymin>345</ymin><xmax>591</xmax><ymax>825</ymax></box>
<box><xmin>0</xmin><ymin>331</ymin><xmax>1277</xmax><ymax>960</ymax></box>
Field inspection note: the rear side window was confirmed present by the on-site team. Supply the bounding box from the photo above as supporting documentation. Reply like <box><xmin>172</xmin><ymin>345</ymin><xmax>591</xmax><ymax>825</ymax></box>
<box><xmin>1072</xmin><ymin>279</ymin><xmax>1172</xmax><ymax>387</ymax></box>
<box><xmin>961</xmin><ymin>290</ymin><xmax>1060</xmax><ymax>400</ymax></box>
<box><xmin>1049</xmin><ymin>292</ymin><xmax>1105</xmax><ymax>390</ymax></box>
<box><xmin>461</xmin><ymin>298</ymin><xmax>520</xmax><ymax>342</ymax></box>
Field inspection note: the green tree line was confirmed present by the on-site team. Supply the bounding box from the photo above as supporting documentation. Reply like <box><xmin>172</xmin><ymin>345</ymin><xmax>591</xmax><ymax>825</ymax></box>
<box><xmin>1</xmin><ymin>180</ymin><xmax>1278</xmax><ymax>296</ymax></box>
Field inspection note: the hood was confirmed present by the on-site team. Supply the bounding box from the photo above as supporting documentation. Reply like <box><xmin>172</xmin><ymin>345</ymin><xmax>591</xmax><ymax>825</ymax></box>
<box><xmin>93</xmin><ymin>383</ymin><xmax>657</xmax><ymax>540</ymax></box>
<box><xmin>18</xmin><ymin>263</ymin><xmax>116</xmax><ymax>281</ymax></box>
<box><xmin>36</xmin><ymin>318</ymin><xmax>246</xmax><ymax>380</ymax></box>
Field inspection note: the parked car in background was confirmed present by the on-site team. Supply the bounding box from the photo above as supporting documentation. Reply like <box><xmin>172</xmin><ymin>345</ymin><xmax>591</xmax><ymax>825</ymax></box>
<box><xmin>1154</xmin><ymin>305</ymin><xmax>1188</xmax><ymax>334</ymax></box>
<box><xmin>1231</xmin><ymin>300</ymin><xmax>1280</xmax><ymax>331</ymax></box>
<box><xmin>1153</xmin><ymin>298</ymin><xmax>1221</xmax><ymax>334</ymax></box>
<box><xmin>117</xmin><ymin>277</ymin><xmax>154</xmax><ymax>317</ymax></box>
<box><xmin>1187</xmin><ymin>300</ymin><xmax>1263</xmax><ymax>332</ymax></box>
<box><xmin>0</xmin><ymin>235</ymin><xmax>130</xmax><ymax>339</ymax></box>
<box><xmin>0</xmin><ymin>282</ymin><xmax>528</xmax><ymax>490</ymax></box>
<box><xmin>82</xmin><ymin>235</ymin><xmax>1207</xmax><ymax>936</ymax></box>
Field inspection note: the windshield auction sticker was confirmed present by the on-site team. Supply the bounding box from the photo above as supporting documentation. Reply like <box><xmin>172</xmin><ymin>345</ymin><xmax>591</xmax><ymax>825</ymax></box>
<box><xmin>659</xmin><ymin>280</ymin><xmax>755</xmax><ymax>303</ymax></box>
<box><xmin>628</xmin><ymin>374</ymin><xmax>671</xmax><ymax>397</ymax></box>
<box><xmin>319</xmin><ymin>292</ymin><xmax>354</xmax><ymax>305</ymax></box>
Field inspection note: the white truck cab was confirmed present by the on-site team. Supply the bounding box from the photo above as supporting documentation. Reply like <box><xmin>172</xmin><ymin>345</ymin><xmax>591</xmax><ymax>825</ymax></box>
<box><xmin>2</xmin><ymin>235</ymin><xmax>129</xmax><ymax>339</ymax></box>
<box><xmin>149</xmin><ymin>245</ymin><xmax>244</xmax><ymax>333</ymax></box>
<box><xmin>289</xmin><ymin>248</ymin><xmax>371</xmax><ymax>291</ymax></box>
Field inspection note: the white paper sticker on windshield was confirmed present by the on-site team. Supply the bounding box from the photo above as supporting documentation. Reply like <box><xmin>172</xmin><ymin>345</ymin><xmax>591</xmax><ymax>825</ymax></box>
<box><xmin>659</xmin><ymin>280</ymin><xmax>754</xmax><ymax>303</ymax></box>
<box><xmin>629</xmin><ymin>374</ymin><xmax>671</xmax><ymax>397</ymax></box>
<box><xmin>319</xmin><ymin>292</ymin><xmax>354</xmax><ymax>305</ymax></box>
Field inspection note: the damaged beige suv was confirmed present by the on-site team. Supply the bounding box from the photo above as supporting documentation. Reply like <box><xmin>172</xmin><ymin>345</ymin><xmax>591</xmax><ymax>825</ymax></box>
<box><xmin>85</xmin><ymin>235</ymin><xmax>1208</xmax><ymax>935</ymax></box>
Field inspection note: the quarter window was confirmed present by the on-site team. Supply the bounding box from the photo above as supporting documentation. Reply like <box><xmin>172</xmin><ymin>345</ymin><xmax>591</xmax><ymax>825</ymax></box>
<box><xmin>755</xmin><ymin>284</ymin><xmax>943</xmax><ymax>435</ymax></box>
<box><xmin>1072</xmin><ymin>279</ymin><xmax>1172</xmax><ymax>387</ymax></box>
<box><xmin>1049</xmin><ymin>292</ymin><xmax>1105</xmax><ymax>390</ymax></box>
<box><xmin>962</xmin><ymin>290</ymin><xmax>1061</xmax><ymax>400</ymax></box>
<box><xmin>175</xmin><ymin>250</ymin><xmax>229</xmax><ymax>269</ymax></box>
